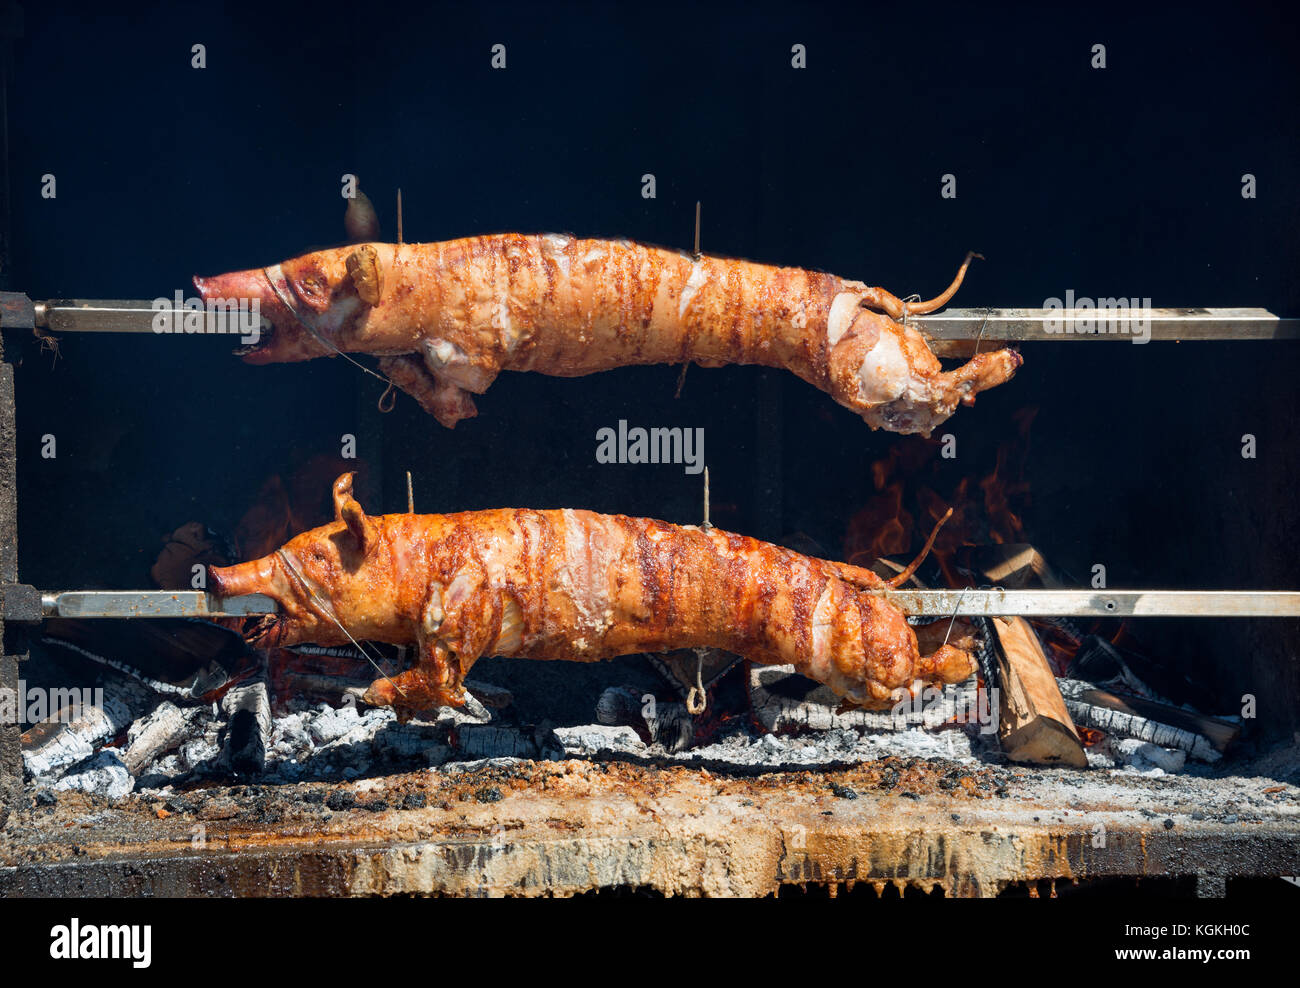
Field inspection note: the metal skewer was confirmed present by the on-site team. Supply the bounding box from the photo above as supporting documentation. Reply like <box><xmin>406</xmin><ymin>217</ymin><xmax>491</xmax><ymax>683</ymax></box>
<box><xmin>914</xmin><ymin>307</ymin><xmax>1298</xmax><ymax>342</ymax></box>
<box><xmin>4</xmin><ymin>295</ymin><xmax>1292</xmax><ymax>343</ymax></box>
<box><xmin>37</xmin><ymin>591</ymin><xmax>277</xmax><ymax>619</ymax></box>
<box><xmin>18</xmin><ymin>588</ymin><xmax>1300</xmax><ymax>620</ymax></box>
<box><xmin>873</xmin><ymin>589</ymin><xmax>1300</xmax><ymax>618</ymax></box>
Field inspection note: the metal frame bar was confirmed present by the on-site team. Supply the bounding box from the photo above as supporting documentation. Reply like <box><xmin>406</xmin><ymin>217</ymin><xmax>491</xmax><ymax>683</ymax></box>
<box><xmin>0</xmin><ymin>356</ymin><xmax>17</xmax><ymax>830</ymax></box>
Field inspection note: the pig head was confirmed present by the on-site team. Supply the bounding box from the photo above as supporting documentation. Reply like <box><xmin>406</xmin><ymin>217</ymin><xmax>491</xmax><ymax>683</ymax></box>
<box><xmin>209</xmin><ymin>473</ymin><xmax>386</xmax><ymax>645</ymax></box>
<box><xmin>209</xmin><ymin>473</ymin><xmax>480</xmax><ymax>716</ymax></box>
<box><xmin>193</xmin><ymin>245</ymin><xmax>381</xmax><ymax>365</ymax></box>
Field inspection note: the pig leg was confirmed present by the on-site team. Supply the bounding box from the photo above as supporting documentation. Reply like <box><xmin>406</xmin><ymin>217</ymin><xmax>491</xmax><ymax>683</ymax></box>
<box><xmin>362</xmin><ymin>637</ymin><xmax>468</xmax><ymax>720</ymax></box>
<box><xmin>377</xmin><ymin>355</ymin><xmax>478</xmax><ymax>427</ymax></box>
<box><xmin>361</xmin><ymin>570</ymin><xmax>497</xmax><ymax>717</ymax></box>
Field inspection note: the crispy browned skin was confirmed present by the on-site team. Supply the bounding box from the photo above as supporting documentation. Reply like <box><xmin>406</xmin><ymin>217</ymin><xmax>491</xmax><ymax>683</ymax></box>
<box><xmin>208</xmin><ymin>474</ymin><xmax>976</xmax><ymax>718</ymax></box>
<box><xmin>194</xmin><ymin>236</ymin><xmax>1020</xmax><ymax>436</ymax></box>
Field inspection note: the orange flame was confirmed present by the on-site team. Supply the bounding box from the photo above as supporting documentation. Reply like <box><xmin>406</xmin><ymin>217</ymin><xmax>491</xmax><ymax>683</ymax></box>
<box><xmin>844</xmin><ymin>408</ymin><xmax>1038</xmax><ymax>587</ymax></box>
<box><xmin>235</xmin><ymin>455</ymin><xmax>371</xmax><ymax>560</ymax></box>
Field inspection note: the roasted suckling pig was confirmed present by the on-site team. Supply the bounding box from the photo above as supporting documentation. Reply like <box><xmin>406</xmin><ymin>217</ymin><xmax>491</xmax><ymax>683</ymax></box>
<box><xmin>195</xmin><ymin>236</ymin><xmax>1021</xmax><ymax>435</ymax></box>
<box><xmin>209</xmin><ymin>474</ymin><xmax>977</xmax><ymax>718</ymax></box>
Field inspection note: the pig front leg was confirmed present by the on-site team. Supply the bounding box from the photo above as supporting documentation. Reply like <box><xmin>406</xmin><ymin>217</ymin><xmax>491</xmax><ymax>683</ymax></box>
<box><xmin>362</xmin><ymin>636</ymin><xmax>466</xmax><ymax>720</ymax></box>
<box><xmin>377</xmin><ymin>355</ymin><xmax>479</xmax><ymax>427</ymax></box>
<box><xmin>361</xmin><ymin>565</ymin><xmax>498</xmax><ymax>718</ymax></box>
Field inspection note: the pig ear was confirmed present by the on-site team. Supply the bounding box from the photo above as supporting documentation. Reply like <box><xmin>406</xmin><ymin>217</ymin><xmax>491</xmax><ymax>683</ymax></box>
<box><xmin>345</xmin><ymin>245</ymin><xmax>383</xmax><ymax>306</ymax></box>
<box><xmin>332</xmin><ymin>473</ymin><xmax>375</xmax><ymax>551</ymax></box>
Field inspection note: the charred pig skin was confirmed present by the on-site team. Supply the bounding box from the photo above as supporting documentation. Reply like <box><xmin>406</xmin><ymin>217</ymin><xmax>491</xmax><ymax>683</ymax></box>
<box><xmin>209</xmin><ymin>474</ymin><xmax>976</xmax><ymax>719</ymax></box>
<box><xmin>195</xmin><ymin>236</ymin><xmax>1020</xmax><ymax>436</ymax></box>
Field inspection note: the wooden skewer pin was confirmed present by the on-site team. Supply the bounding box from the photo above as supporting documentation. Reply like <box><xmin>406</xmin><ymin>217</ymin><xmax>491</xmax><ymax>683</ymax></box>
<box><xmin>676</xmin><ymin>201</ymin><xmax>702</xmax><ymax>398</ymax></box>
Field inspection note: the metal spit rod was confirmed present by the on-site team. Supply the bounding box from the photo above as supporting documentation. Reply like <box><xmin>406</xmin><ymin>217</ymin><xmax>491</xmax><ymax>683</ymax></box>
<box><xmin>1</xmin><ymin>296</ymin><xmax>1295</xmax><ymax>342</ymax></box>
<box><xmin>914</xmin><ymin>306</ymin><xmax>1298</xmax><ymax>342</ymax></box>
<box><xmin>876</xmin><ymin>589</ymin><xmax>1300</xmax><ymax>618</ymax></box>
<box><xmin>31</xmin><ymin>588</ymin><xmax>1300</xmax><ymax>620</ymax></box>
<box><xmin>28</xmin><ymin>298</ymin><xmax>271</xmax><ymax>335</ymax></box>
<box><xmin>41</xmin><ymin>591</ymin><xmax>277</xmax><ymax>619</ymax></box>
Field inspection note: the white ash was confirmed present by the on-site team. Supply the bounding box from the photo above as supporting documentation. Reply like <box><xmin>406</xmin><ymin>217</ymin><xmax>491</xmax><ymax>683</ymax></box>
<box><xmin>541</xmin><ymin>719</ymin><xmax>986</xmax><ymax>769</ymax></box>
<box><xmin>305</xmin><ymin>703</ymin><xmax>368</xmax><ymax>745</ymax></box>
<box><xmin>551</xmin><ymin>725</ymin><xmax>644</xmax><ymax>758</ymax></box>
<box><xmin>50</xmin><ymin>750</ymin><xmax>134</xmax><ymax>800</ymax></box>
<box><xmin>270</xmin><ymin>696</ymin><xmax>495</xmax><ymax>774</ymax></box>
<box><xmin>267</xmin><ymin>704</ymin><xmax>397</xmax><ymax>779</ymax></box>
<box><xmin>670</xmin><ymin>726</ymin><xmax>981</xmax><ymax>769</ymax></box>
<box><xmin>133</xmin><ymin>700</ymin><xmax>462</xmax><ymax>784</ymax></box>
<box><xmin>1087</xmin><ymin>737</ymin><xmax>1188</xmax><ymax>776</ymax></box>
<box><xmin>258</xmin><ymin>698</ymin><xmax>500</xmax><ymax>779</ymax></box>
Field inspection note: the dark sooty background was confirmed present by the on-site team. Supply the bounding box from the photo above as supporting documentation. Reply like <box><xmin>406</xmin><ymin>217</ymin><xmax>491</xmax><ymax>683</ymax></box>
<box><xmin>6</xmin><ymin>2</ymin><xmax>1300</xmax><ymax>734</ymax></box>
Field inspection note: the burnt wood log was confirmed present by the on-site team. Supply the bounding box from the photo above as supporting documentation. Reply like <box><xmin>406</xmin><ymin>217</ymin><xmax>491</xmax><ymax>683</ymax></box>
<box><xmin>220</xmin><ymin>680</ymin><xmax>272</xmax><ymax>775</ymax></box>
<box><xmin>596</xmin><ymin>685</ymin><xmax>694</xmax><ymax>751</ymax></box>
<box><xmin>454</xmin><ymin>724</ymin><xmax>538</xmax><ymax>760</ymax></box>
<box><xmin>42</xmin><ymin>618</ymin><xmax>252</xmax><ymax>699</ymax></box>
<box><xmin>749</xmin><ymin>664</ymin><xmax>983</xmax><ymax>735</ymax></box>
<box><xmin>1057</xmin><ymin>678</ymin><xmax>1236</xmax><ymax>761</ymax></box>
<box><xmin>21</xmin><ymin>675</ymin><xmax>153</xmax><ymax>779</ymax></box>
<box><xmin>958</xmin><ymin>544</ymin><xmax>1060</xmax><ymax>589</ymax></box>
<box><xmin>1068</xmin><ymin>634</ymin><xmax>1220</xmax><ymax>713</ymax></box>
<box><xmin>122</xmin><ymin>701</ymin><xmax>209</xmax><ymax>775</ymax></box>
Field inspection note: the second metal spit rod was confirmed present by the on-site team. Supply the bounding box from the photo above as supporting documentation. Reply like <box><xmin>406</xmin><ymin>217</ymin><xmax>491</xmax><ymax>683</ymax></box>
<box><xmin>6</xmin><ymin>298</ymin><xmax>1296</xmax><ymax>342</ymax></box>
<box><xmin>876</xmin><ymin>589</ymin><xmax>1300</xmax><ymax>618</ymax></box>
<box><xmin>34</xmin><ymin>589</ymin><xmax>1300</xmax><ymax>619</ymax></box>
<box><xmin>915</xmin><ymin>307</ymin><xmax>1298</xmax><ymax>342</ymax></box>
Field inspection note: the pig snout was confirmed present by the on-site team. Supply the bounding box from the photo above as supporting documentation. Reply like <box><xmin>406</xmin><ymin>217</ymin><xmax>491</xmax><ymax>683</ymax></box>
<box><xmin>208</xmin><ymin>555</ymin><xmax>277</xmax><ymax>598</ymax></box>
